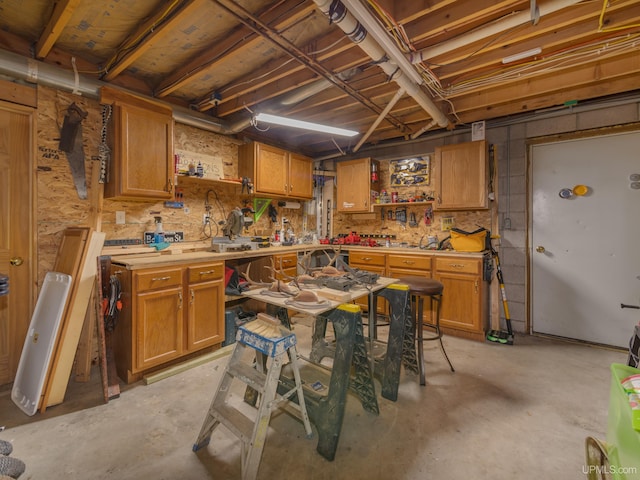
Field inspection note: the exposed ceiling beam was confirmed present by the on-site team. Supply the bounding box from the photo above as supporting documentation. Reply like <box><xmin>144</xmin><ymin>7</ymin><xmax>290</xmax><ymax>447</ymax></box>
<box><xmin>102</xmin><ymin>0</ymin><xmax>200</xmax><ymax>81</ymax></box>
<box><xmin>448</xmin><ymin>51</ymin><xmax>640</xmax><ymax>115</ymax></box>
<box><xmin>203</xmin><ymin>0</ymin><xmax>411</xmax><ymax>133</ymax></box>
<box><xmin>35</xmin><ymin>0</ymin><xmax>82</xmax><ymax>59</ymax></box>
<box><xmin>155</xmin><ymin>0</ymin><xmax>315</xmax><ymax>98</ymax></box>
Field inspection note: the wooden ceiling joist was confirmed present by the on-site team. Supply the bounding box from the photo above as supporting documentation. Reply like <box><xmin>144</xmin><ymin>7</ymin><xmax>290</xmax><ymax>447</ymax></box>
<box><xmin>35</xmin><ymin>0</ymin><xmax>82</xmax><ymax>59</ymax></box>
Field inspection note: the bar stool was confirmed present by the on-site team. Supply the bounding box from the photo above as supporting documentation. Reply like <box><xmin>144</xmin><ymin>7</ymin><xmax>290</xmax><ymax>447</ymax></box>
<box><xmin>398</xmin><ymin>276</ymin><xmax>455</xmax><ymax>385</ymax></box>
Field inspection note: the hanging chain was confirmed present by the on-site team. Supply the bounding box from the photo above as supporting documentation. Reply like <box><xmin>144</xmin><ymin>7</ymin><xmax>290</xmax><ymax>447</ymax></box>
<box><xmin>98</xmin><ymin>104</ymin><xmax>112</xmax><ymax>184</ymax></box>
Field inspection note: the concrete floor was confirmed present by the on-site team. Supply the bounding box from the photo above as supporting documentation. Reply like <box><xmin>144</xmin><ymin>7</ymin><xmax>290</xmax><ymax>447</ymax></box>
<box><xmin>0</xmin><ymin>316</ymin><xmax>627</xmax><ymax>480</ymax></box>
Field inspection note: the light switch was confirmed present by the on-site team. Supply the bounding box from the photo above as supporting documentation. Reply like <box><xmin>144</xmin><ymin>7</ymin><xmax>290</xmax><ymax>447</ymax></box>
<box><xmin>115</xmin><ymin>211</ymin><xmax>126</xmax><ymax>224</ymax></box>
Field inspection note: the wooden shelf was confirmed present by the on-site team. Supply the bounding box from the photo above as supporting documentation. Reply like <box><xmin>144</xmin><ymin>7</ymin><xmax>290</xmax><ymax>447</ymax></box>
<box><xmin>372</xmin><ymin>201</ymin><xmax>433</xmax><ymax>207</ymax></box>
<box><xmin>177</xmin><ymin>176</ymin><xmax>243</xmax><ymax>188</ymax></box>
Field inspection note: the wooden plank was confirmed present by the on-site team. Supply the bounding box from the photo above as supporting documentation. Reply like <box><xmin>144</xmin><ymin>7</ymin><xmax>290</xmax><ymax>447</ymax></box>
<box><xmin>73</xmin><ymin>285</ymin><xmax>96</xmax><ymax>382</ymax></box>
<box><xmin>40</xmin><ymin>229</ymin><xmax>106</xmax><ymax>411</ymax></box>
<box><xmin>142</xmin><ymin>346</ymin><xmax>234</xmax><ymax>385</ymax></box>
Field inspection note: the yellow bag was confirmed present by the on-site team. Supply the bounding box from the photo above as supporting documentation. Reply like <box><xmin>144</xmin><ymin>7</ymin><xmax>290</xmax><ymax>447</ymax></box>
<box><xmin>449</xmin><ymin>228</ymin><xmax>489</xmax><ymax>252</ymax></box>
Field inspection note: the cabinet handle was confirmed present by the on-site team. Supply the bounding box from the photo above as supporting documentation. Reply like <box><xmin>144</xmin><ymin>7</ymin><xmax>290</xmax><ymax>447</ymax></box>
<box><xmin>152</xmin><ymin>276</ymin><xmax>171</xmax><ymax>281</ymax></box>
<box><xmin>449</xmin><ymin>264</ymin><xmax>465</xmax><ymax>268</ymax></box>
<box><xmin>167</xmin><ymin>176</ymin><xmax>173</xmax><ymax>193</ymax></box>
<box><xmin>474</xmin><ymin>279</ymin><xmax>479</xmax><ymax>293</ymax></box>
<box><xmin>190</xmin><ymin>289</ymin><xmax>194</xmax><ymax>305</ymax></box>
<box><xmin>178</xmin><ymin>291</ymin><xmax>183</xmax><ymax>309</ymax></box>
<box><xmin>199</xmin><ymin>270</ymin><xmax>215</xmax><ymax>275</ymax></box>
<box><xmin>402</xmin><ymin>260</ymin><xmax>415</xmax><ymax>265</ymax></box>
<box><xmin>290</xmin><ymin>184</ymin><xmax>293</xmax><ymax>191</ymax></box>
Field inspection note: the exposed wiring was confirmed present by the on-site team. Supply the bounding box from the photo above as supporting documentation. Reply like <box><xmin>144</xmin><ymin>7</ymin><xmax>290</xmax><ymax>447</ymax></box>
<box><xmin>598</xmin><ymin>0</ymin><xmax>640</xmax><ymax>32</ymax></box>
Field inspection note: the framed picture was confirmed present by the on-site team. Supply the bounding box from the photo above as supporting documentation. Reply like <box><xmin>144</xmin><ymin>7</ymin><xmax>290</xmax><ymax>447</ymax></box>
<box><xmin>389</xmin><ymin>155</ymin><xmax>430</xmax><ymax>187</ymax></box>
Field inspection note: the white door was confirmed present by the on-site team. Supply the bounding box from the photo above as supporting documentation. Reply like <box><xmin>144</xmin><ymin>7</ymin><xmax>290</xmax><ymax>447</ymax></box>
<box><xmin>531</xmin><ymin>130</ymin><xmax>640</xmax><ymax>348</ymax></box>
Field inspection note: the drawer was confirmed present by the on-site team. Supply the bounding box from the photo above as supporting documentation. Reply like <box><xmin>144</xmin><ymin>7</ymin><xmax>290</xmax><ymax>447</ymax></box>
<box><xmin>387</xmin><ymin>254</ymin><xmax>431</xmax><ymax>271</ymax></box>
<box><xmin>187</xmin><ymin>262</ymin><xmax>224</xmax><ymax>283</ymax></box>
<box><xmin>135</xmin><ymin>267</ymin><xmax>183</xmax><ymax>292</ymax></box>
<box><xmin>349</xmin><ymin>251</ymin><xmax>386</xmax><ymax>267</ymax></box>
<box><xmin>273</xmin><ymin>253</ymin><xmax>297</xmax><ymax>270</ymax></box>
<box><xmin>434</xmin><ymin>257</ymin><xmax>481</xmax><ymax>275</ymax></box>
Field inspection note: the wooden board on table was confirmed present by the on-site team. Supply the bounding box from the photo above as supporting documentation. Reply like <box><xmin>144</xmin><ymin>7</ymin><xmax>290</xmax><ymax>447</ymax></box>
<box><xmin>40</xmin><ymin>228</ymin><xmax>106</xmax><ymax>411</ymax></box>
<box><xmin>315</xmin><ymin>288</ymin><xmax>353</xmax><ymax>303</ymax></box>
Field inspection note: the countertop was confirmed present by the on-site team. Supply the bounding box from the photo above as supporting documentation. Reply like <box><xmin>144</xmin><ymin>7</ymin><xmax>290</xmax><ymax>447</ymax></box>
<box><xmin>109</xmin><ymin>241</ymin><xmax>487</xmax><ymax>269</ymax></box>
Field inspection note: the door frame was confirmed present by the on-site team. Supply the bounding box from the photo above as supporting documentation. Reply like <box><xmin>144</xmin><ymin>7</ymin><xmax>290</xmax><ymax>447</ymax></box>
<box><xmin>526</xmin><ymin>122</ymin><xmax>640</xmax><ymax>339</ymax></box>
<box><xmin>0</xmin><ymin>92</ymin><xmax>38</xmax><ymax>385</ymax></box>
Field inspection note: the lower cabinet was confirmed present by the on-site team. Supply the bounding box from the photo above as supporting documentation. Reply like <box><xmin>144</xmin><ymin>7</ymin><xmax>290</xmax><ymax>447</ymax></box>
<box><xmin>347</xmin><ymin>250</ymin><xmax>488</xmax><ymax>341</ymax></box>
<box><xmin>349</xmin><ymin>251</ymin><xmax>387</xmax><ymax>313</ymax></box>
<box><xmin>432</xmin><ymin>256</ymin><xmax>487</xmax><ymax>341</ymax></box>
<box><xmin>272</xmin><ymin>252</ymin><xmax>298</xmax><ymax>280</ymax></box>
<box><xmin>113</xmin><ymin>261</ymin><xmax>224</xmax><ymax>383</ymax></box>
<box><xmin>386</xmin><ymin>253</ymin><xmax>433</xmax><ymax>325</ymax></box>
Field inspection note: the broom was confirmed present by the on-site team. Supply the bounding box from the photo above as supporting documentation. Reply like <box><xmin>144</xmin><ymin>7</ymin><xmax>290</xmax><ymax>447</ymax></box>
<box><xmin>486</xmin><ymin>248</ymin><xmax>514</xmax><ymax>345</ymax></box>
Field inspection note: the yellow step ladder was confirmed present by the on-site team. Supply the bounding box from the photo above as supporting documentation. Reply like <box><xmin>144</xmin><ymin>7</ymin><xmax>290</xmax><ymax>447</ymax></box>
<box><xmin>193</xmin><ymin>323</ymin><xmax>312</xmax><ymax>480</ymax></box>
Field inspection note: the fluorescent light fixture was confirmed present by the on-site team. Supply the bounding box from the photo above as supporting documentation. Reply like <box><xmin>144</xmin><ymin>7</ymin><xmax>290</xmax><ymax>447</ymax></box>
<box><xmin>254</xmin><ymin>113</ymin><xmax>358</xmax><ymax>137</ymax></box>
<box><xmin>501</xmin><ymin>47</ymin><xmax>542</xmax><ymax>64</ymax></box>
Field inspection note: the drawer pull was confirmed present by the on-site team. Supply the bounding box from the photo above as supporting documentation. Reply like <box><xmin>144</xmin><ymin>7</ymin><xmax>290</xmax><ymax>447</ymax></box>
<box><xmin>449</xmin><ymin>264</ymin><xmax>465</xmax><ymax>268</ymax></box>
<box><xmin>151</xmin><ymin>276</ymin><xmax>171</xmax><ymax>281</ymax></box>
<box><xmin>402</xmin><ymin>260</ymin><xmax>415</xmax><ymax>265</ymax></box>
<box><xmin>199</xmin><ymin>270</ymin><xmax>215</xmax><ymax>275</ymax></box>
<box><xmin>362</xmin><ymin>257</ymin><xmax>372</xmax><ymax>261</ymax></box>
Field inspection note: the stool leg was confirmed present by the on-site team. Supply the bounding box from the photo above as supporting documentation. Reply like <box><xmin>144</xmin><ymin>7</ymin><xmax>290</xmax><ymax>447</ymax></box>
<box><xmin>416</xmin><ymin>295</ymin><xmax>426</xmax><ymax>386</ymax></box>
<box><xmin>433</xmin><ymin>295</ymin><xmax>455</xmax><ymax>372</ymax></box>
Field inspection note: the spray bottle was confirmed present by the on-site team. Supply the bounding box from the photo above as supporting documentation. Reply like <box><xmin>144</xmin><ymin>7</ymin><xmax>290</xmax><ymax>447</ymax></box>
<box><xmin>153</xmin><ymin>216</ymin><xmax>164</xmax><ymax>244</ymax></box>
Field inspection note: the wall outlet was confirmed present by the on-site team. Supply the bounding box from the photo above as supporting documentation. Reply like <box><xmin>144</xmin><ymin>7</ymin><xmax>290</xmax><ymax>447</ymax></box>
<box><xmin>203</xmin><ymin>213</ymin><xmax>210</xmax><ymax>225</ymax></box>
<box><xmin>115</xmin><ymin>211</ymin><xmax>126</xmax><ymax>224</ymax></box>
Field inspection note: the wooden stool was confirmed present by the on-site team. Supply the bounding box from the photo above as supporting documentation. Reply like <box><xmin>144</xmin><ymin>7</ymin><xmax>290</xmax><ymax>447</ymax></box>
<box><xmin>399</xmin><ymin>276</ymin><xmax>455</xmax><ymax>385</ymax></box>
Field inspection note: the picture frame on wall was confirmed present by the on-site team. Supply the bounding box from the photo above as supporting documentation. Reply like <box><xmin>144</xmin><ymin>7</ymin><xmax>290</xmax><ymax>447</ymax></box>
<box><xmin>389</xmin><ymin>156</ymin><xmax>430</xmax><ymax>187</ymax></box>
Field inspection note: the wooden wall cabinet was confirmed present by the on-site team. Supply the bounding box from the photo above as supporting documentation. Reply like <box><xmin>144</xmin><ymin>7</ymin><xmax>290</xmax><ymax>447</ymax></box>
<box><xmin>336</xmin><ymin>158</ymin><xmax>379</xmax><ymax>213</ymax></box>
<box><xmin>101</xmin><ymin>87</ymin><xmax>174</xmax><ymax>201</ymax></box>
<box><xmin>112</xmin><ymin>261</ymin><xmax>224</xmax><ymax>383</ymax></box>
<box><xmin>238</xmin><ymin>141</ymin><xmax>313</xmax><ymax>199</ymax></box>
<box><xmin>433</xmin><ymin>140</ymin><xmax>488</xmax><ymax>210</ymax></box>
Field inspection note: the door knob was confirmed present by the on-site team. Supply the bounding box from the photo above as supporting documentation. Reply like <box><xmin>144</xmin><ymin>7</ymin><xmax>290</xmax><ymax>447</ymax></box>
<box><xmin>536</xmin><ymin>246</ymin><xmax>545</xmax><ymax>253</ymax></box>
<box><xmin>10</xmin><ymin>256</ymin><xmax>24</xmax><ymax>266</ymax></box>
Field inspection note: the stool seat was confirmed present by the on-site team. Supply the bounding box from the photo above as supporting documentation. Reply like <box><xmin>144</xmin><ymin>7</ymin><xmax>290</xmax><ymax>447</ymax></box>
<box><xmin>398</xmin><ymin>275</ymin><xmax>454</xmax><ymax>386</ymax></box>
<box><xmin>398</xmin><ymin>276</ymin><xmax>443</xmax><ymax>296</ymax></box>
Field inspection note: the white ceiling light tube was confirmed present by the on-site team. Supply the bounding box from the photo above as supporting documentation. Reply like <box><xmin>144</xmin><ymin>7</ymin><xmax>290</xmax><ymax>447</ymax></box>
<box><xmin>254</xmin><ymin>113</ymin><xmax>358</xmax><ymax>137</ymax></box>
<box><xmin>501</xmin><ymin>47</ymin><xmax>542</xmax><ymax>64</ymax></box>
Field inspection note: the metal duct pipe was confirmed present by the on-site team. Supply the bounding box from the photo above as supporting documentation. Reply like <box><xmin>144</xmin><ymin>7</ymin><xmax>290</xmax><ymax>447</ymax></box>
<box><xmin>408</xmin><ymin>0</ymin><xmax>582</xmax><ymax>63</ymax></box>
<box><xmin>312</xmin><ymin>0</ymin><xmax>449</xmax><ymax>129</ymax></box>
<box><xmin>0</xmin><ymin>48</ymin><xmax>236</xmax><ymax>135</ymax></box>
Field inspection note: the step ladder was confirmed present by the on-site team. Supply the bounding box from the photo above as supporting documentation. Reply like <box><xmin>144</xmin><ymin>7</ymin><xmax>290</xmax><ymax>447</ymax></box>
<box><xmin>193</xmin><ymin>324</ymin><xmax>312</xmax><ymax>480</ymax></box>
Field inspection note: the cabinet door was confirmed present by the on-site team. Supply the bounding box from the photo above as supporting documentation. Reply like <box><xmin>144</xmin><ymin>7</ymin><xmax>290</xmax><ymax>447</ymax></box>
<box><xmin>135</xmin><ymin>286</ymin><xmax>183</xmax><ymax>370</ymax></box>
<box><xmin>288</xmin><ymin>153</ymin><xmax>313</xmax><ymax>199</ymax></box>
<box><xmin>106</xmin><ymin>102</ymin><xmax>174</xmax><ymax>200</ymax></box>
<box><xmin>433</xmin><ymin>270</ymin><xmax>482</xmax><ymax>333</ymax></box>
<box><xmin>434</xmin><ymin>140</ymin><xmax>487</xmax><ymax>210</ymax></box>
<box><xmin>387</xmin><ymin>266</ymin><xmax>434</xmax><ymax>326</ymax></box>
<box><xmin>188</xmin><ymin>278</ymin><xmax>224</xmax><ymax>350</ymax></box>
<box><xmin>337</xmin><ymin>158</ymin><xmax>372</xmax><ymax>212</ymax></box>
<box><xmin>254</xmin><ymin>143</ymin><xmax>288</xmax><ymax>196</ymax></box>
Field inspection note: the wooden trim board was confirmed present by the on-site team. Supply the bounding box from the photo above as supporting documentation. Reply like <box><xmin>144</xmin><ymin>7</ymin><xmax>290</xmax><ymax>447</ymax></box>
<box><xmin>40</xmin><ymin>229</ymin><xmax>106</xmax><ymax>410</ymax></box>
